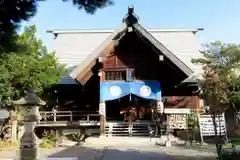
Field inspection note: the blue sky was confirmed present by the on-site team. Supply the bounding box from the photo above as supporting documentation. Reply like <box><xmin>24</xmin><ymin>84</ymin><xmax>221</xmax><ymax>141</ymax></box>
<box><xmin>21</xmin><ymin>0</ymin><xmax>240</xmax><ymax>50</ymax></box>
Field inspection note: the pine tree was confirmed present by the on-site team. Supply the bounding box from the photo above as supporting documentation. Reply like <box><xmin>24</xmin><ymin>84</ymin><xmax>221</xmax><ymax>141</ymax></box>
<box><xmin>0</xmin><ymin>0</ymin><xmax>113</xmax><ymax>53</ymax></box>
<box><xmin>0</xmin><ymin>25</ymin><xmax>66</xmax><ymax>141</ymax></box>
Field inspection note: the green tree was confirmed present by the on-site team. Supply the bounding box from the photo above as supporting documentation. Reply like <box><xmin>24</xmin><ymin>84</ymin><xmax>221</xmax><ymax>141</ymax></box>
<box><xmin>0</xmin><ymin>0</ymin><xmax>113</xmax><ymax>52</ymax></box>
<box><xmin>0</xmin><ymin>25</ymin><xmax>66</xmax><ymax>141</ymax></box>
<box><xmin>192</xmin><ymin>41</ymin><xmax>240</xmax><ymax>108</ymax></box>
<box><xmin>192</xmin><ymin>41</ymin><xmax>240</xmax><ymax>159</ymax></box>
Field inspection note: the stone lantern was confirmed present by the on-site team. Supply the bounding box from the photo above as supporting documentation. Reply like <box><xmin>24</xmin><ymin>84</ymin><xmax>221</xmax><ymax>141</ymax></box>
<box><xmin>13</xmin><ymin>88</ymin><xmax>45</xmax><ymax>160</ymax></box>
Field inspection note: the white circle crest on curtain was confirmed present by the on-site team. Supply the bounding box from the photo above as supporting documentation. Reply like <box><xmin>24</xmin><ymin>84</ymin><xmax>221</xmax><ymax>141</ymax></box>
<box><xmin>109</xmin><ymin>86</ymin><xmax>122</xmax><ymax>97</ymax></box>
<box><xmin>140</xmin><ymin>85</ymin><xmax>151</xmax><ymax>97</ymax></box>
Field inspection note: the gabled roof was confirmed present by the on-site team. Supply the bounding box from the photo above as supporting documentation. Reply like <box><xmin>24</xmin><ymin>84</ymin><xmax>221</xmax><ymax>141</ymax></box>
<box><xmin>132</xmin><ymin>23</ymin><xmax>193</xmax><ymax>76</ymax></box>
<box><xmin>69</xmin><ymin>23</ymin><xmax>127</xmax><ymax>80</ymax></box>
<box><xmin>70</xmin><ymin>6</ymin><xmax>194</xmax><ymax>84</ymax></box>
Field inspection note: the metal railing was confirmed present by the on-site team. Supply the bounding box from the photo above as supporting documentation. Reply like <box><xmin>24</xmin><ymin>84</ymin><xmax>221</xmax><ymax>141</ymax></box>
<box><xmin>40</xmin><ymin>110</ymin><xmax>100</xmax><ymax>122</ymax></box>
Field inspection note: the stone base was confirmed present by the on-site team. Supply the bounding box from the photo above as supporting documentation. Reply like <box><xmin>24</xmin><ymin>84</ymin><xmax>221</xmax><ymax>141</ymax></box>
<box><xmin>165</xmin><ymin>140</ymin><xmax>171</xmax><ymax>147</ymax></box>
<box><xmin>19</xmin><ymin>147</ymin><xmax>39</xmax><ymax>160</ymax></box>
<box><xmin>185</xmin><ymin>141</ymin><xmax>191</xmax><ymax>146</ymax></box>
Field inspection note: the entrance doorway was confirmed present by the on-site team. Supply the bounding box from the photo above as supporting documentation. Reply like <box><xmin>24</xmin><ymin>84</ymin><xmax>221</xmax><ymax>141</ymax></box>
<box><xmin>105</xmin><ymin>95</ymin><xmax>153</xmax><ymax>122</ymax></box>
<box><xmin>105</xmin><ymin>95</ymin><xmax>156</xmax><ymax>137</ymax></box>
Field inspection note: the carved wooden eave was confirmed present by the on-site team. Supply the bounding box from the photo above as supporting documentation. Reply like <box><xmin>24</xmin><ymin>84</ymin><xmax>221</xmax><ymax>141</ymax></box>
<box><xmin>76</xmin><ymin>41</ymin><xmax>117</xmax><ymax>84</ymax></box>
<box><xmin>70</xmin><ymin>6</ymin><xmax>194</xmax><ymax>85</ymax></box>
<box><xmin>69</xmin><ymin>23</ymin><xmax>127</xmax><ymax>85</ymax></box>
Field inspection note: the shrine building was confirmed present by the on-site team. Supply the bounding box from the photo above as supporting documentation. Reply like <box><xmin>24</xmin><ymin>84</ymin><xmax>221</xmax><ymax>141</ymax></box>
<box><xmin>46</xmin><ymin>6</ymin><xmax>203</xmax><ymax>137</ymax></box>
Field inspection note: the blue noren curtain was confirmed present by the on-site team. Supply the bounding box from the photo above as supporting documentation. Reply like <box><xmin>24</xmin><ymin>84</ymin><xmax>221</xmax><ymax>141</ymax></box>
<box><xmin>100</xmin><ymin>81</ymin><xmax>161</xmax><ymax>101</ymax></box>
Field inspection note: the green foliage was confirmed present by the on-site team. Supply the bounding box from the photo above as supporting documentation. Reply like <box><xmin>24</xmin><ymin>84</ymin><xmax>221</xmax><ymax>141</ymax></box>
<box><xmin>0</xmin><ymin>140</ymin><xmax>19</xmax><ymax>150</ymax></box>
<box><xmin>66</xmin><ymin>129</ymin><xmax>87</xmax><ymax>144</ymax></box>
<box><xmin>192</xmin><ymin>41</ymin><xmax>240</xmax><ymax>159</ymax></box>
<box><xmin>0</xmin><ymin>0</ymin><xmax>37</xmax><ymax>52</ymax></box>
<box><xmin>192</xmin><ymin>41</ymin><xmax>240</xmax><ymax>109</ymax></box>
<box><xmin>221</xmin><ymin>150</ymin><xmax>240</xmax><ymax>160</ymax></box>
<box><xmin>187</xmin><ymin>112</ymin><xmax>199</xmax><ymax>128</ymax></box>
<box><xmin>39</xmin><ymin>130</ymin><xmax>56</xmax><ymax>148</ymax></box>
<box><xmin>0</xmin><ymin>25</ymin><xmax>67</xmax><ymax>109</ymax></box>
<box><xmin>0</xmin><ymin>0</ymin><xmax>113</xmax><ymax>52</ymax></box>
<box><xmin>71</xmin><ymin>133</ymin><xmax>82</xmax><ymax>142</ymax></box>
<box><xmin>63</xmin><ymin>0</ymin><xmax>113</xmax><ymax>14</ymax></box>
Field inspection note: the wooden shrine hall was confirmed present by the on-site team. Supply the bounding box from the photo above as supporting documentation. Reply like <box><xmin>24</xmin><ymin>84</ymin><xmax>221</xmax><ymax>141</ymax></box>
<box><xmin>43</xmin><ymin>6</ymin><xmax>203</xmax><ymax>137</ymax></box>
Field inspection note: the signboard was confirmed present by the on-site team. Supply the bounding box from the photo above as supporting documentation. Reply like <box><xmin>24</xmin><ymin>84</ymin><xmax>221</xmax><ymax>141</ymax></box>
<box><xmin>99</xmin><ymin>102</ymin><xmax>106</xmax><ymax>116</ymax></box>
<box><xmin>164</xmin><ymin>108</ymin><xmax>191</xmax><ymax>114</ymax></box>
<box><xmin>199</xmin><ymin>114</ymin><xmax>227</xmax><ymax>136</ymax></box>
<box><xmin>168</xmin><ymin>114</ymin><xmax>187</xmax><ymax>129</ymax></box>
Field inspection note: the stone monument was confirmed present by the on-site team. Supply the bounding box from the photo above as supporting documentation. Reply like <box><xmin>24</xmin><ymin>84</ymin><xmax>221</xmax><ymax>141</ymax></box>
<box><xmin>13</xmin><ymin>88</ymin><xmax>45</xmax><ymax>160</ymax></box>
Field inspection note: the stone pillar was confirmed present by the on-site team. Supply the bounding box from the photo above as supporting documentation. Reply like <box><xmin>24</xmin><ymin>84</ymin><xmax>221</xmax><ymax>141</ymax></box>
<box><xmin>55</xmin><ymin>129</ymin><xmax>63</xmax><ymax>147</ymax></box>
<box><xmin>20</xmin><ymin>120</ymin><xmax>38</xmax><ymax>160</ymax></box>
<box><xmin>19</xmin><ymin>106</ymin><xmax>41</xmax><ymax>160</ymax></box>
<box><xmin>13</xmin><ymin>89</ymin><xmax>45</xmax><ymax>160</ymax></box>
<box><xmin>11</xmin><ymin>120</ymin><xmax>18</xmax><ymax>141</ymax></box>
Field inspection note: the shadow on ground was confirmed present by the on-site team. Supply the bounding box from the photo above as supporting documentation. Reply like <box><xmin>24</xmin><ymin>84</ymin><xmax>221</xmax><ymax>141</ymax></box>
<box><xmin>48</xmin><ymin>144</ymin><xmax>217</xmax><ymax>160</ymax></box>
<box><xmin>173</xmin><ymin>155</ymin><xmax>215</xmax><ymax>160</ymax></box>
<box><xmin>48</xmin><ymin>145</ymin><xmax>175</xmax><ymax>160</ymax></box>
<box><xmin>48</xmin><ymin>145</ymin><xmax>104</xmax><ymax>159</ymax></box>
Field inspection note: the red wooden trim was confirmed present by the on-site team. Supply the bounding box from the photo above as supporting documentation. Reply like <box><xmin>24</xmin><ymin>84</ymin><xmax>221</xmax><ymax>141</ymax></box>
<box><xmin>100</xmin><ymin>71</ymin><xmax>105</xmax><ymax>82</ymax></box>
<box><xmin>195</xmin><ymin>96</ymin><xmax>200</xmax><ymax>113</ymax></box>
<box><xmin>101</xmin><ymin>67</ymin><xmax>127</xmax><ymax>71</ymax></box>
<box><xmin>172</xmin><ymin>96</ymin><xmax>177</xmax><ymax>106</ymax></box>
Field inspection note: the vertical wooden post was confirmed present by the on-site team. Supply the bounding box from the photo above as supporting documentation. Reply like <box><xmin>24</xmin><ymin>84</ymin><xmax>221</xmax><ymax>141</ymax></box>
<box><xmin>195</xmin><ymin>96</ymin><xmax>200</xmax><ymax>113</ymax></box>
<box><xmin>53</xmin><ymin>110</ymin><xmax>57</xmax><ymax>122</ymax></box>
<box><xmin>197</xmin><ymin>114</ymin><xmax>204</xmax><ymax>145</ymax></box>
<box><xmin>99</xmin><ymin>71</ymin><xmax>106</xmax><ymax>136</ymax></box>
<box><xmin>165</xmin><ymin>114</ymin><xmax>172</xmax><ymax>147</ymax></box>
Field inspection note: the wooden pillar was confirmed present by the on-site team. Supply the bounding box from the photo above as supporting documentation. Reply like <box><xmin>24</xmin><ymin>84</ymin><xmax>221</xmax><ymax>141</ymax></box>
<box><xmin>99</xmin><ymin>71</ymin><xmax>106</xmax><ymax>136</ymax></box>
<box><xmin>195</xmin><ymin>96</ymin><xmax>201</xmax><ymax>113</ymax></box>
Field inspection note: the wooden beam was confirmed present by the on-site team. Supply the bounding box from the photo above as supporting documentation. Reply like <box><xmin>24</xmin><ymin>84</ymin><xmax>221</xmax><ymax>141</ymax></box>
<box><xmin>77</xmin><ymin>70</ymin><xmax>94</xmax><ymax>85</ymax></box>
<box><xmin>76</xmin><ymin>42</ymin><xmax>115</xmax><ymax>85</ymax></box>
<box><xmin>76</xmin><ymin>60</ymin><xmax>95</xmax><ymax>84</ymax></box>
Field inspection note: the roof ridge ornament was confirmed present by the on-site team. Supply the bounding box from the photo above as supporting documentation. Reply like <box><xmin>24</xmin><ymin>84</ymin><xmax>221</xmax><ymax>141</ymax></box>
<box><xmin>123</xmin><ymin>6</ymin><xmax>139</xmax><ymax>26</ymax></box>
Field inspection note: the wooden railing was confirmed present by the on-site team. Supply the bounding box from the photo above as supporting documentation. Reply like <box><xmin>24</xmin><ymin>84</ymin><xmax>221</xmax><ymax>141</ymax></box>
<box><xmin>40</xmin><ymin>110</ymin><xmax>100</xmax><ymax>122</ymax></box>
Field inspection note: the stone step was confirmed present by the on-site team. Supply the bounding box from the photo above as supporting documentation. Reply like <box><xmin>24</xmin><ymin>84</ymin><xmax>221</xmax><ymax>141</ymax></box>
<box><xmin>84</xmin><ymin>135</ymin><xmax>185</xmax><ymax>147</ymax></box>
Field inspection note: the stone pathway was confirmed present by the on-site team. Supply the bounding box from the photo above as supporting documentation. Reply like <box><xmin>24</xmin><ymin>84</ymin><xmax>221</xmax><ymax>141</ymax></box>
<box><xmin>0</xmin><ymin>137</ymin><xmax>217</xmax><ymax>160</ymax></box>
<box><xmin>102</xmin><ymin>148</ymin><xmax>175</xmax><ymax>160</ymax></box>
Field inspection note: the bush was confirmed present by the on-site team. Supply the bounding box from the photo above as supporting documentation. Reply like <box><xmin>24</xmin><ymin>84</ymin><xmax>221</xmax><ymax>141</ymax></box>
<box><xmin>39</xmin><ymin>130</ymin><xmax>56</xmax><ymax>149</ymax></box>
<box><xmin>0</xmin><ymin>140</ymin><xmax>19</xmax><ymax>150</ymax></box>
<box><xmin>39</xmin><ymin>140</ymin><xmax>53</xmax><ymax>149</ymax></box>
<box><xmin>221</xmin><ymin>150</ymin><xmax>240</xmax><ymax>160</ymax></box>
